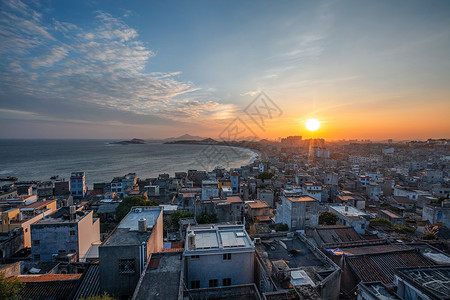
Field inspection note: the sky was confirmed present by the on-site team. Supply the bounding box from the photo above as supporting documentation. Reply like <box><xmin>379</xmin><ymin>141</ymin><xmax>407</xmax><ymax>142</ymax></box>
<box><xmin>0</xmin><ymin>0</ymin><xmax>449</xmax><ymax>140</ymax></box>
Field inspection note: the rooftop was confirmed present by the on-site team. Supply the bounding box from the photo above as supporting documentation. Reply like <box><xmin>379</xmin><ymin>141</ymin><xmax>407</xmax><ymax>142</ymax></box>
<box><xmin>134</xmin><ymin>252</ymin><xmax>183</xmax><ymax>300</ymax></box>
<box><xmin>329</xmin><ymin>205</ymin><xmax>369</xmax><ymax>218</ymax></box>
<box><xmin>347</xmin><ymin>249</ymin><xmax>434</xmax><ymax>285</ymax></box>
<box><xmin>33</xmin><ymin>206</ymin><xmax>89</xmax><ymax>225</ymax></box>
<box><xmin>247</xmin><ymin>200</ymin><xmax>270</xmax><ymax>209</ymax></box>
<box><xmin>185</xmin><ymin>224</ymin><xmax>253</xmax><ymax>253</ymax></box>
<box><xmin>285</xmin><ymin>196</ymin><xmax>318</xmax><ymax>202</ymax></box>
<box><xmin>396</xmin><ymin>266</ymin><xmax>450</xmax><ymax>299</ymax></box>
<box><xmin>101</xmin><ymin>206</ymin><xmax>162</xmax><ymax>247</ymax></box>
<box><xmin>380</xmin><ymin>209</ymin><xmax>402</xmax><ymax>219</ymax></box>
<box><xmin>256</xmin><ymin>237</ymin><xmax>327</xmax><ymax>269</ymax></box>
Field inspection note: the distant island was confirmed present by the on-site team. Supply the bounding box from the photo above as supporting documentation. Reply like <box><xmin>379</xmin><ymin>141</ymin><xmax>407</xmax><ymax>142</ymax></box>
<box><xmin>111</xmin><ymin>138</ymin><xmax>146</xmax><ymax>145</ymax></box>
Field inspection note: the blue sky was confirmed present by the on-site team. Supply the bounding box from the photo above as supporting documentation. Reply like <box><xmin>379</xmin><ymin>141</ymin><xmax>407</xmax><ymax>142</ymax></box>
<box><xmin>1</xmin><ymin>0</ymin><xmax>449</xmax><ymax>139</ymax></box>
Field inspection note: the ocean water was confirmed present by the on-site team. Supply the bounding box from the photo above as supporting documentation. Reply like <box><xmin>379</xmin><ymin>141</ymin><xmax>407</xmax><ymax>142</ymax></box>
<box><xmin>0</xmin><ymin>139</ymin><xmax>257</xmax><ymax>186</ymax></box>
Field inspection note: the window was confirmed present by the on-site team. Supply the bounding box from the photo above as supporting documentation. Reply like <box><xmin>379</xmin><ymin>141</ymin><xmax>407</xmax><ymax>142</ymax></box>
<box><xmin>191</xmin><ymin>255</ymin><xmax>199</xmax><ymax>259</ymax></box>
<box><xmin>118</xmin><ymin>259</ymin><xmax>136</xmax><ymax>274</ymax></box>
<box><xmin>191</xmin><ymin>280</ymin><xmax>200</xmax><ymax>289</ymax></box>
<box><xmin>223</xmin><ymin>278</ymin><xmax>231</xmax><ymax>286</ymax></box>
<box><xmin>33</xmin><ymin>254</ymin><xmax>40</xmax><ymax>260</ymax></box>
<box><xmin>70</xmin><ymin>230</ymin><xmax>76</xmax><ymax>236</ymax></box>
<box><xmin>33</xmin><ymin>240</ymin><xmax>40</xmax><ymax>246</ymax></box>
<box><xmin>223</xmin><ymin>253</ymin><xmax>231</xmax><ymax>260</ymax></box>
<box><xmin>209</xmin><ymin>279</ymin><xmax>218</xmax><ymax>287</ymax></box>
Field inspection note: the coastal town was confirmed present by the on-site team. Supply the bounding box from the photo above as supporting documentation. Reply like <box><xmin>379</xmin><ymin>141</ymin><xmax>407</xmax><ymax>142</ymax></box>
<box><xmin>0</xmin><ymin>137</ymin><xmax>449</xmax><ymax>299</ymax></box>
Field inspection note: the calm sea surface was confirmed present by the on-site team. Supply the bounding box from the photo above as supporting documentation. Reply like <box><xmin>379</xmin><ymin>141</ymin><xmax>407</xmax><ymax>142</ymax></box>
<box><xmin>0</xmin><ymin>140</ymin><xmax>256</xmax><ymax>186</ymax></box>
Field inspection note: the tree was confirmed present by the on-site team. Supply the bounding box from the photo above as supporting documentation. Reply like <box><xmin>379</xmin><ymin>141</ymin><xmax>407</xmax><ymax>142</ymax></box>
<box><xmin>170</xmin><ymin>210</ymin><xmax>195</xmax><ymax>227</ymax></box>
<box><xmin>275</xmin><ymin>223</ymin><xmax>289</xmax><ymax>231</ymax></box>
<box><xmin>196</xmin><ymin>212</ymin><xmax>218</xmax><ymax>224</ymax></box>
<box><xmin>115</xmin><ymin>196</ymin><xmax>160</xmax><ymax>221</ymax></box>
<box><xmin>257</xmin><ymin>172</ymin><xmax>274</xmax><ymax>180</ymax></box>
<box><xmin>319</xmin><ymin>211</ymin><xmax>338</xmax><ymax>225</ymax></box>
<box><xmin>0</xmin><ymin>273</ymin><xmax>23</xmax><ymax>300</ymax></box>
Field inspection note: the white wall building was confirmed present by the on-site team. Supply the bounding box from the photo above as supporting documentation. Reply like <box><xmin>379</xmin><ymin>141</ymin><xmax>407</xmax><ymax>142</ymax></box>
<box><xmin>184</xmin><ymin>225</ymin><xmax>254</xmax><ymax>289</ymax></box>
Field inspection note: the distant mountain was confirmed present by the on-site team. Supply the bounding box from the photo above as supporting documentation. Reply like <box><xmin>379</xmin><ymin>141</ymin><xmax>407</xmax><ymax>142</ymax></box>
<box><xmin>111</xmin><ymin>138</ymin><xmax>146</xmax><ymax>145</ymax></box>
<box><xmin>162</xmin><ymin>134</ymin><xmax>207</xmax><ymax>142</ymax></box>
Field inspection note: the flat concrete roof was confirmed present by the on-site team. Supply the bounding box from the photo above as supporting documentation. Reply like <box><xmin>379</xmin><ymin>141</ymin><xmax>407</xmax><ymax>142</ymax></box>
<box><xmin>101</xmin><ymin>206</ymin><xmax>162</xmax><ymax>247</ymax></box>
<box><xmin>329</xmin><ymin>205</ymin><xmax>368</xmax><ymax>218</ymax></box>
<box><xmin>185</xmin><ymin>225</ymin><xmax>253</xmax><ymax>253</ymax></box>
<box><xmin>117</xmin><ymin>207</ymin><xmax>161</xmax><ymax>231</ymax></box>
<box><xmin>256</xmin><ymin>237</ymin><xmax>326</xmax><ymax>269</ymax></box>
<box><xmin>134</xmin><ymin>252</ymin><xmax>183</xmax><ymax>300</ymax></box>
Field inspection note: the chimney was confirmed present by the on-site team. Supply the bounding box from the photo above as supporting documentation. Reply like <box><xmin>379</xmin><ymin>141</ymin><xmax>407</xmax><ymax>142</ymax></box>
<box><xmin>138</xmin><ymin>218</ymin><xmax>147</xmax><ymax>233</ymax></box>
<box><xmin>69</xmin><ymin>205</ymin><xmax>76</xmax><ymax>221</ymax></box>
<box><xmin>345</xmin><ymin>205</ymin><xmax>349</xmax><ymax>212</ymax></box>
<box><xmin>188</xmin><ymin>232</ymin><xmax>196</xmax><ymax>250</ymax></box>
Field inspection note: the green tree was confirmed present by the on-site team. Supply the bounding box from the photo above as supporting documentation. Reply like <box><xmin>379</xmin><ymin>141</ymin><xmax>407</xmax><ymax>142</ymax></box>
<box><xmin>257</xmin><ymin>172</ymin><xmax>274</xmax><ymax>180</ymax></box>
<box><xmin>319</xmin><ymin>211</ymin><xmax>338</xmax><ymax>225</ymax></box>
<box><xmin>196</xmin><ymin>212</ymin><xmax>218</xmax><ymax>224</ymax></box>
<box><xmin>0</xmin><ymin>273</ymin><xmax>23</xmax><ymax>300</ymax></box>
<box><xmin>170</xmin><ymin>210</ymin><xmax>195</xmax><ymax>227</ymax></box>
<box><xmin>275</xmin><ymin>223</ymin><xmax>289</xmax><ymax>231</ymax></box>
<box><xmin>115</xmin><ymin>196</ymin><xmax>160</xmax><ymax>221</ymax></box>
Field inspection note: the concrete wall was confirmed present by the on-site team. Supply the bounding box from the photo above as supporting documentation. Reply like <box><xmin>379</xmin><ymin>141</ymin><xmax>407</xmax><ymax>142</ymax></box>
<box><xmin>77</xmin><ymin>212</ymin><xmax>100</xmax><ymax>259</ymax></box>
<box><xmin>99</xmin><ymin>209</ymin><xmax>163</xmax><ymax>298</ymax></box>
<box><xmin>100</xmin><ymin>244</ymin><xmax>141</xmax><ymax>297</ymax></box>
<box><xmin>423</xmin><ymin>205</ymin><xmax>450</xmax><ymax>227</ymax></box>
<box><xmin>0</xmin><ymin>262</ymin><xmax>21</xmax><ymax>277</ymax></box>
<box><xmin>31</xmin><ymin>211</ymin><xmax>99</xmax><ymax>261</ymax></box>
<box><xmin>185</xmin><ymin>251</ymin><xmax>254</xmax><ymax>289</ymax></box>
<box><xmin>146</xmin><ymin>210</ymin><xmax>164</xmax><ymax>255</ymax></box>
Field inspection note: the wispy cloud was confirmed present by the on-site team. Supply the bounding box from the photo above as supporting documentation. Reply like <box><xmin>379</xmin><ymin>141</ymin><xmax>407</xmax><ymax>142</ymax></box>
<box><xmin>0</xmin><ymin>0</ymin><xmax>223</xmax><ymax>123</ymax></box>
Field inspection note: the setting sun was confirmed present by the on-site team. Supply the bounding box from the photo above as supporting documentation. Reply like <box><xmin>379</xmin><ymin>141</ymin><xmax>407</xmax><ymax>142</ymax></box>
<box><xmin>305</xmin><ymin>119</ymin><xmax>321</xmax><ymax>132</ymax></box>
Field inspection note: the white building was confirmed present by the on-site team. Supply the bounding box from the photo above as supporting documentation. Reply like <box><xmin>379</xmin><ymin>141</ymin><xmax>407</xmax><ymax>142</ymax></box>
<box><xmin>328</xmin><ymin>205</ymin><xmax>370</xmax><ymax>234</ymax></box>
<box><xmin>302</xmin><ymin>183</ymin><xmax>323</xmax><ymax>201</ymax></box>
<box><xmin>276</xmin><ymin>196</ymin><xmax>319</xmax><ymax>230</ymax></box>
<box><xmin>201</xmin><ymin>180</ymin><xmax>219</xmax><ymax>200</ymax></box>
<box><xmin>184</xmin><ymin>224</ymin><xmax>254</xmax><ymax>289</ymax></box>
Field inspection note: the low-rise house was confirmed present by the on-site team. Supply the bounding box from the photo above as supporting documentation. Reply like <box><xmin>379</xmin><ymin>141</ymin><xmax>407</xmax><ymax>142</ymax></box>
<box><xmin>305</xmin><ymin>225</ymin><xmax>365</xmax><ymax>248</ymax></box>
<box><xmin>201</xmin><ymin>180</ymin><xmax>219</xmax><ymax>200</ymax></box>
<box><xmin>302</xmin><ymin>183</ymin><xmax>323</xmax><ymax>201</ymax></box>
<box><xmin>256</xmin><ymin>234</ymin><xmax>341</xmax><ymax>299</ymax></box>
<box><xmin>184</xmin><ymin>224</ymin><xmax>254</xmax><ymax>289</ymax></box>
<box><xmin>378</xmin><ymin>209</ymin><xmax>403</xmax><ymax>225</ymax></box>
<box><xmin>422</xmin><ymin>200</ymin><xmax>450</xmax><ymax>227</ymax></box>
<box><xmin>31</xmin><ymin>206</ymin><xmax>100</xmax><ymax>262</ymax></box>
<box><xmin>99</xmin><ymin>206</ymin><xmax>163</xmax><ymax>297</ymax></box>
<box><xmin>328</xmin><ymin>205</ymin><xmax>370</xmax><ymax>234</ymax></box>
<box><xmin>196</xmin><ymin>196</ymin><xmax>244</xmax><ymax>224</ymax></box>
<box><xmin>246</xmin><ymin>200</ymin><xmax>273</xmax><ymax>224</ymax></box>
<box><xmin>257</xmin><ymin>188</ymin><xmax>274</xmax><ymax>207</ymax></box>
<box><xmin>276</xmin><ymin>196</ymin><xmax>319</xmax><ymax>231</ymax></box>
<box><xmin>394</xmin><ymin>266</ymin><xmax>450</xmax><ymax>300</ymax></box>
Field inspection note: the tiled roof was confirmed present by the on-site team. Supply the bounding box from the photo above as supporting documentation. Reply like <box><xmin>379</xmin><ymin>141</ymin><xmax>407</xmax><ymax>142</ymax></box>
<box><xmin>72</xmin><ymin>264</ymin><xmax>100</xmax><ymax>300</ymax></box>
<box><xmin>347</xmin><ymin>250</ymin><xmax>434</xmax><ymax>284</ymax></box>
<box><xmin>20</xmin><ymin>279</ymin><xmax>79</xmax><ymax>300</ymax></box>
<box><xmin>18</xmin><ymin>274</ymin><xmax>82</xmax><ymax>282</ymax></box>
<box><xmin>316</xmin><ymin>226</ymin><xmax>362</xmax><ymax>244</ymax></box>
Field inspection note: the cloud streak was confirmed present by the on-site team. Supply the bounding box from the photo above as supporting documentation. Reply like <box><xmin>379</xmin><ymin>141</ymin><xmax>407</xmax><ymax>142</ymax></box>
<box><xmin>0</xmin><ymin>0</ymin><xmax>227</xmax><ymax>124</ymax></box>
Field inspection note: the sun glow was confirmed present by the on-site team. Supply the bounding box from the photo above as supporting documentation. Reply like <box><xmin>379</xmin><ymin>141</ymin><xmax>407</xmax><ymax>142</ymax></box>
<box><xmin>305</xmin><ymin>118</ymin><xmax>321</xmax><ymax>132</ymax></box>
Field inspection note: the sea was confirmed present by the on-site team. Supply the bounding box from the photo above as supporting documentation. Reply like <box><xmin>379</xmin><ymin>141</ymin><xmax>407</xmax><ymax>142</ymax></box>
<box><xmin>0</xmin><ymin>139</ymin><xmax>257</xmax><ymax>186</ymax></box>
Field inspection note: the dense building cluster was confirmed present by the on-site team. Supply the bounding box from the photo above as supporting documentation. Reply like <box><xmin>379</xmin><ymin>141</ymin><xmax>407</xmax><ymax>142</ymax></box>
<box><xmin>0</xmin><ymin>137</ymin><xmax>449</xmax><ymax>299</ymax></box>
